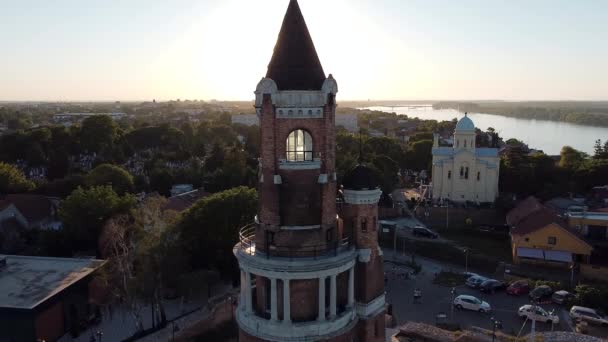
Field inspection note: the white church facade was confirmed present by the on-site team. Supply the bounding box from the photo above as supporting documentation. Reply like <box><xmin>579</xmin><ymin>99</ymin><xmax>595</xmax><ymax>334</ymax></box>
<box><xmin>431</xmin><ymin>114</ymin><xmax>500</xmax><ymax>203</ymax></box>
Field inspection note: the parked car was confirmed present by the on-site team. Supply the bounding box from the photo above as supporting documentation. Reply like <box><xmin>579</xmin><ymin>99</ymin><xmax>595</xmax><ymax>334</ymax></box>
<box><xmin>453</xmin><ymin>295</ymin><xmax>491</xmax><ymax>313</ymax></box>
<box><xmin>529</xmin><ymin>285</ymin><xmax>553</xmax><ymax>301</ymax></box>
<box><xmin>466</xmin><ymin>275</ymin><xmax>489</xmax><ymax>288</ymax></box>
<box><xmin>570</xmin><ymin>306</ymin><xmax>608</xmax><ymax>326</ymax></box>
<box><xmin>518</xmin><ymin>305</ymin><xmax>559</xmax><ymax>324</ymax></box>
<box><xmin>479</xmin><ymin>279</ymin><xmax>506</xmax><ymax>293</ymax></box>
<box><xmin>507</xmin><ymin>280</ymin><xmax>530</xmax><ymax>295</ymax></box>
<box><xmin>412</xmin><ymin>226</ymin><xmax>438</xmax><ymax>239</ymax></box>
<box><xmin>551</xmin><ymin>290</ymin><xmax>574</xmax><ymax>305</ymax></box>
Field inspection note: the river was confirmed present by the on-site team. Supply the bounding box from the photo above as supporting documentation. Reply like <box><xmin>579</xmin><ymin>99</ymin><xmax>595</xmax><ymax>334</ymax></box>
<box><xmin>362</xmin><ymin>106</ymin><xmax>608</xmax><ymax>155</ymax></box>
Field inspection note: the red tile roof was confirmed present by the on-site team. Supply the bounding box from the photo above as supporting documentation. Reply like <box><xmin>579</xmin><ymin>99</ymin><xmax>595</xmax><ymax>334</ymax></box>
<box><xmin>506</xmin><ymin>196</ymin><xmax>543</xmax><ymax>226</ymax></box>
<box><xmin>511</xmin><ymin>207</ymin><xmax>566</xmax><ymax>236</ymax></box>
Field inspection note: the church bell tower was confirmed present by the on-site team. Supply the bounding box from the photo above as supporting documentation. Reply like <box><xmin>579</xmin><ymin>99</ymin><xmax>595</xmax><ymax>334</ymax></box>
<box><xmin>234</xmin><ymin>1</ymin><xmax>384</xmax><ymax>341</ymax></box>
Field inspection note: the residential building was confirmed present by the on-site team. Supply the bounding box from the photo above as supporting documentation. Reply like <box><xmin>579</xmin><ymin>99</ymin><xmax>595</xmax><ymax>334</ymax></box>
<box><xmin>335</xmin><ymin>113</ymin><xmax>359</xmax><ymax>132</ymax></box>
<box><xmin>507</xmin><ymin>197</ymin><xmax>600</xmax><ymax>279</ymax></box>
<box><xmin>233</xmin><ymin>1</ymin><xmax>385</xmax><ymax>341</ymax></box>
<box><xmin>164</xmin><ymin>188</ymin><xmax>210</xmax><ymax>212</ymax></box>
<box><xmin>0</xmin><ymin>194</ymin><xmax>61</xmax><ymax>230</ymax></box>
<box><xmin>0</xmin><ymin>255</ymin><xmax>106</xmax><ymax>342</ymax></box>
<box><xmin>232</xmin><ymin>114</ymin><xmax>260</xmax><ymax>127</ymax></box>
<box><xmin>567</xmin><ymin>211</ymin><xmax>608</xmax><ymax>281</ymax></box>
<box><xmin>431</xmin><ymin>114</ymin><xmax>500</xmax><ymax>203</ymax></box>
<box><xmin>53</xmin><ymin>112</ymin><xmax>127</xmax><ymax>126</ymax></box>
<box><xmin>170</xmin><ymin>184</ymin><xmax>194</xmax><ymax>197</ymax></box>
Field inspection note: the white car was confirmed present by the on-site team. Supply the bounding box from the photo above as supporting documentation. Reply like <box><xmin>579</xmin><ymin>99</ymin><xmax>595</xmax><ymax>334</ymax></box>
<box><xmin>570</xmin><ymin>306</ymin><xmax>608</xmax><ymax>326</ymax></box>
<box><xmin>453</xmin><ymin>295</ymin><xmax>491</xmax><ymax>313</ymax></box>
<box><xmin>518</xmin><ymin>305</ymin><xmax>559</xmax><ymax>324</ymax></box>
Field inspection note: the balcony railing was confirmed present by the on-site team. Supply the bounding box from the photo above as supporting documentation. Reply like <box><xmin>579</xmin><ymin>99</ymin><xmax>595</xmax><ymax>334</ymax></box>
<box><xmin>238</xmin><ymin>224</ymin><xmax>352</xmax><ymax>260</ymax></box>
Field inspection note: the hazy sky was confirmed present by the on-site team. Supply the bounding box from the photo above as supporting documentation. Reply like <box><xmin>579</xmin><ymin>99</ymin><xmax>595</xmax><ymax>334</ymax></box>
<box><xmin>1</xmin><ymin>0</ymin><xmax>607</xmax><ymax>101</ymax></box>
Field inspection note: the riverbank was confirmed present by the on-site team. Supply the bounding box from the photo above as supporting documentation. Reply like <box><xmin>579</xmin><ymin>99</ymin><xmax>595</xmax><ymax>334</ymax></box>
<box><xmin>433</xmin><ymin>101</ymin><xmax>608</xmax><ymax>127</ymax></box>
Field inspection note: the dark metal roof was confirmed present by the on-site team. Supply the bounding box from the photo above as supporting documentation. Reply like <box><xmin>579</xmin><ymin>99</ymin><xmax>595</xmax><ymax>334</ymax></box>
<box><xmin>342</xmin><ymin>164</ymin><xmax>379</xmax><ymax>191</ymax></box>
<box><xmin>266</xmin><ymin>0</ymin><xmax>326</xmax><ymax>90</ymax></box>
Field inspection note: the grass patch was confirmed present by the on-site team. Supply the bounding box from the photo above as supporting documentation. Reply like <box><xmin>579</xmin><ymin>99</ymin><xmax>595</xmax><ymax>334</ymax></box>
<box><xmin>438</xmin><ymin>228</ymin><xmax>512</xmax><ymax>263</ymax></box>
<box><xmin>433</xmin><ymin>271</ymin><xmax>468</xmax><ymax>287</ymax></box>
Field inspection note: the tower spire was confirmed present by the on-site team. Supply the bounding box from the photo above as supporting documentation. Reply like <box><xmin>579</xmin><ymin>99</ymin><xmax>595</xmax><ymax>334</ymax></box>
<box><xmin>266</xmin><ymin>0</ymin><xmax>326</xmax><ymax>90</ymax></box>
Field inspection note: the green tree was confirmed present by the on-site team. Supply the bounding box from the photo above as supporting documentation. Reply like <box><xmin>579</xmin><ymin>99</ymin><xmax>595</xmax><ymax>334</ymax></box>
<box><xmin>176</xmin><ymin>187</ymin><xmax>257</xmax><ymax>274</ymax></box>
<box><xmin>80</xmin><ymin>115</ymin><xmax>118</xmax><ymax>154</ymax></box>
<box><xmin>59</xmin><ymin>186</ymin><xmax>135</xmax><ymax>254</ymax></box>
<box><xmin>559</xmin><ymin>146</ymin><xmax>586</xmax><ymax>170</ymax></box>
<box><xmin>86</xmin><ymin>164</ymin><xmax>135</xmax><ymax>194</ymax></box>
<box><xmin>370</xmin><ymin>155</ymin><xmax>400</xmax><ymax>193</ymax></box>
<box><xmin>406</xmin><ymin>139</ymin><xmax>434</xmax><ymax>172</ymax></box>
<box><xmin>0</xmin><ymin>162</ymin><xmax>34</xmax><ymax>194</ymax></box>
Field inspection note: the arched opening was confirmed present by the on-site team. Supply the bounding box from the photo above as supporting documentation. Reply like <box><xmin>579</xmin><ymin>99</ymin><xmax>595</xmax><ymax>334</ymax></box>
<box><xmin>286</xmin><ymin>129</ymin><xmax>313</xmax><ymax>162</ymax></box>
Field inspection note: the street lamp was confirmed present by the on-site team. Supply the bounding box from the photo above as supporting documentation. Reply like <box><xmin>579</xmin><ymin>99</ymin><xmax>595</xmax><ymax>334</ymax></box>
<box><xmin>463</xmin><ymin>248</ymin><xmax>469</xmax><ymax>275</ymax></box>
<box><xmin>490</xmin><ymin>316</ymin><xmax>502</xmax><ymax>342</ymax></box>
<box><xmin>450</xmin><ymin>287</ymin><xmax>457</xmax><ymax>321</ymax></box>
<box><xmin>172</xmin><ymin>322</ymin><xmax>180</xmax><ymax>341</ymax></box>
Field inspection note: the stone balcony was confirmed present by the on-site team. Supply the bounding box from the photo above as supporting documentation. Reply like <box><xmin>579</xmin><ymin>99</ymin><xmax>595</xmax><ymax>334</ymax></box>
<box><xmin>234</xmin><ymin>224</ymin><xmax>357</xmax><ymax>274</ymax></box>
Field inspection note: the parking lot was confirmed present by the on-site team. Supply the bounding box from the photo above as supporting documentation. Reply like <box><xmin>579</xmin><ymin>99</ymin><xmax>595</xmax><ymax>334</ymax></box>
<box><xmin>384</xmin><ymin>257</ymin><xmax>573</xmax><ymax>336</ymax></box>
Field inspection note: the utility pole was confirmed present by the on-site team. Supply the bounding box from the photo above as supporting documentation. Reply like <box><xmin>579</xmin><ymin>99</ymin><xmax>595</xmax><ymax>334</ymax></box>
<box><xmin>530</xmin><ymin>301</ymin><xmax>536</xmax><ymax>342</ymax></box>
<box><xmin>464</xmin><ymin>248</ymin><xmax>469</xmax><ymax>274</ymax></box>
<box><xmin>446</xmin><ymin>200</ymin><xmax>449</xmax><ymax>230</ymax></box>
<box><xmin>393</xmin><ymin>224</ymin><xmax>398</xmax><ymax>258</ymax></box>
<box><xmin>450</xmin><ymin>287</ymin><xmax>456</xmax><ymax>321</ymax></box>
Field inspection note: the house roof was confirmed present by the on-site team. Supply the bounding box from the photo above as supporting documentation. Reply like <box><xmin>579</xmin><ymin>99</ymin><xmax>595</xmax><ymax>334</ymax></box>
<box><xmin>266</xmin><ymin>0</ymin><xmax>326</xmax><ymax>90</ymax></box>
<box><xmin>164</xmin><ymin>189</ymin><xmax>210</xmax><ymax>212</ymax></box>
<box><xmin>0</xmin><ymin>194</ymin><xmax>56</xmax><ymax>223</ymax></box>
<box><xmin>511</xmin><ymin>207</ymin><xmax>566</xmax><ymax>235</ymax></box>
<box><xmin>0</xmin><ymin>255</ymin><xmax>105</xmax><ymax>309</ymax></box>
<box><xmin>506</xmin><ymin>196</ymin><xmax>544</xmax><ymax>226</ymax></box>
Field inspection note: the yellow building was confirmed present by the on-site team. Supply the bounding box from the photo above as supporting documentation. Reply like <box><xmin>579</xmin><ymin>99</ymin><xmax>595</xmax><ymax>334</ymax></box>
<box><xmin>506</xmin><ymin>197</ymin><xmax>606</xmax><ymax>281</ymax></box>
<box><xmin>567</xmin><ymin>211</ymin><xmax>608</xmax><ymax>281</ymax></box>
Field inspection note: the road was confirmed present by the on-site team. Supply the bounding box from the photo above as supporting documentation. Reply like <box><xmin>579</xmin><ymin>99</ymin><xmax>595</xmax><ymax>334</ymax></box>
<box><xmin>384</xmin><ymin>255</ymin><xmax>572</xmax><ymax>337</ymax></box>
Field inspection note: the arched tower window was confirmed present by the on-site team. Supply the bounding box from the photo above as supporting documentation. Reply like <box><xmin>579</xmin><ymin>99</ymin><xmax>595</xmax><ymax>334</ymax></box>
<box><xmin>286</xmin><ymin>129</ymin><xmax>313</xmax><ymax>162</ymax></box>
<box><xmin>448</xmin><ymin>171</ymin><xmax>451</xmax><ymax>179</ymax></box>
<box><xmin>477</xmin><ymin>171</ymin><xmax>481</xmax><ymax>181</ymax></box>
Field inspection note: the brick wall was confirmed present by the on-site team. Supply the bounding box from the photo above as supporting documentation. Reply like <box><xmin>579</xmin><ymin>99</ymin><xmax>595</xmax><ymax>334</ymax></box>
<box><xmin>356</xmin><ymin>314</ymin><xmax>386</xmax><ymax>342</ymax></box>
<box><xmin>257</xmin><ymin>94</ymin><xmax>338</xmax><ymax>253</ymax></box>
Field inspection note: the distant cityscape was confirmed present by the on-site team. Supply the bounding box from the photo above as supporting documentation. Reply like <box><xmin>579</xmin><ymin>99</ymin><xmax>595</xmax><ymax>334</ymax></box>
<box><xmin>1</xmin><ymin>0</ymin><xmax>608</xmax><ymax>341</ymax></box>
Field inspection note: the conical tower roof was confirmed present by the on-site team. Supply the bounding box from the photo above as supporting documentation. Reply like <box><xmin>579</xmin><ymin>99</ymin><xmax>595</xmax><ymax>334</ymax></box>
<box><xmin>266</xmin><ymin>0</ymin><xmax>326</xmax><ymax>90</ymax></box>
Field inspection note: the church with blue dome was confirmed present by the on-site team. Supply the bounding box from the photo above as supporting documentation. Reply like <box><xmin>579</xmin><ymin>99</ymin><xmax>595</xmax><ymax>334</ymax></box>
<box><xmin>430</xmin><ymin>113</ymin><xmax>500</xmax><ymax>203</ymax></box>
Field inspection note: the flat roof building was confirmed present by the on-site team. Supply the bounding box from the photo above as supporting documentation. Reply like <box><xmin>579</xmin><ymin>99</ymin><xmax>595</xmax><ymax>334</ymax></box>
<box><xmin>0</xmin><ymin>255</ymin><xmax>106</xmax><ymax>342</ymax></box>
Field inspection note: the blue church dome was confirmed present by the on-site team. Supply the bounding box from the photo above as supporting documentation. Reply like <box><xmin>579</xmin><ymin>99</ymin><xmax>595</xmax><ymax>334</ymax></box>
<box><xmin>455</xmin><ymin>113</ymin><xmax>475</xmax><ymax>131</ymax></box>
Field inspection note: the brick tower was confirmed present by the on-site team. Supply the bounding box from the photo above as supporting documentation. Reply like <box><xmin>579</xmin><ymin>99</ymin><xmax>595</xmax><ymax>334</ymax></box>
<box><xmin>234</xmin><ymin>1</ymin><xmax>385</xmax><ymax>341</ymax></box>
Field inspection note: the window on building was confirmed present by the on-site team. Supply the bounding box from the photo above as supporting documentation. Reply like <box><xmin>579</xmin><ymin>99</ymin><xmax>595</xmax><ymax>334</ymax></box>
<box><xmin>361</xmin><ymin>217</ymin><xmax>367</xmax><ymax>232</ymax></box>
<box><xmin>464</xmin><ymin>140</ymin><xmax>467</xmax><ymax>148</ymax></box>
<box><xmin>286</xmin><ymin>129</ymin><xmax>313</xmax><ymax>162</ymax></box>
<box><xmin>460</xmin><ymin>167</ymin><xmax>464</xmax><ymax>178</ymax></box>
<box><xmin>448</xmin><ymin>171</ymin><xmax>451</xmax><ymax>179</ymax></box>
<box><xmin>525</xmin><ymin>237</ymin><xmax>530</xmax><ymax>242</ymax></box>
<box><xmin>477</xmin><ymin>171</ymin><xmax>480</xmax><ymax>181</ymax></box>
<box><xmin>326</xmin><ymin>228</ymin><xmax>333</xmax><ymax>242</ymax></box>
<box><xmin>548</xmin><ymin>236</ymin><xmax>557</xmax><ymax>245</ymax></box>
<box><xmin>465</xmin><ymin>167</ymin><xmax>469</xmax><ymax>179</ymax></box>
